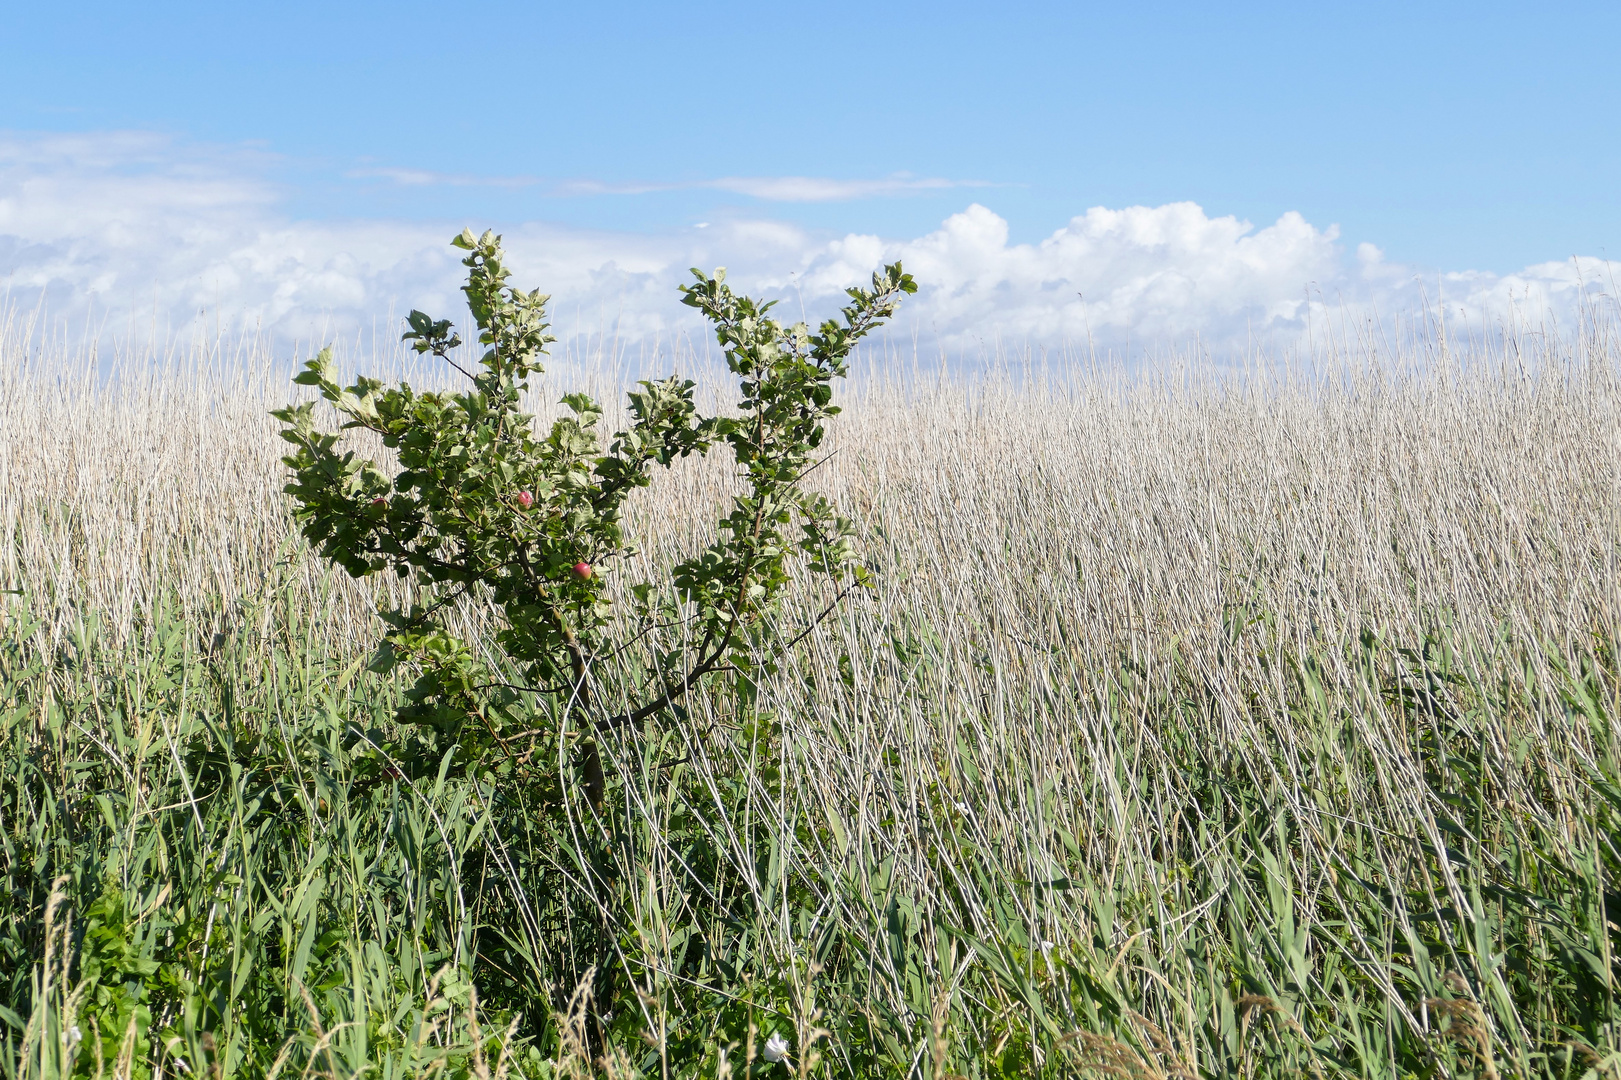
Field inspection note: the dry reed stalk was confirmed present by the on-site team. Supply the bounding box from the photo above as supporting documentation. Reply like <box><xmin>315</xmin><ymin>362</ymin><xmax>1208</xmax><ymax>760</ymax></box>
<box><xmin>4</xmin><ymin>325</ymin><xmax>1615</xmax><ymax>662</ymax></box>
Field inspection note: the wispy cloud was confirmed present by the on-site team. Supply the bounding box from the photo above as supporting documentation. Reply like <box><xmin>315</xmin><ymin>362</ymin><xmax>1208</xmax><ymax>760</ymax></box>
<box><xmin>2</xmin><ymin>130</ymin><xmax>1616</xmax><ymax>356</ymax></box>
<box><xmin>710</xmin><ymin>174</ymin><xmax>995</xmax><ymax>202</ymax></box>
<box><xmin>345</xmin><ymin>166</ymin><xmax>541</xmax><ymax>189</ymax></box>
<box><xmin>352</xmin><ymin>166</ymin><xmax>995</xmax><ymax>203</ymax></box>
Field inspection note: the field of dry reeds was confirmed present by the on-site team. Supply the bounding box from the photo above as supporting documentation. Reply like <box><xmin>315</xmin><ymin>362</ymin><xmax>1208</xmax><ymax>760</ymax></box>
<box><xmin>3</xmin><ymin>306</ymin><xmax>1620</xmax><ymax>1078</ymax></box>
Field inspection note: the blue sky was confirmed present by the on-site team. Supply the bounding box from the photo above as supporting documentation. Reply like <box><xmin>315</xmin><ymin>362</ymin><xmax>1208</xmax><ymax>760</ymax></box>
<box><xmin>4</xmin><ymin>1</ymin><xmax>1619</xmax><ymax>352</ymax></box>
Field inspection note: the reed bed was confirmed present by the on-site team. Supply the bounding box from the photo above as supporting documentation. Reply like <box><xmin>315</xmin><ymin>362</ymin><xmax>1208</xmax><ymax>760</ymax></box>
<box><xmin>2</xmin><ymin>308</ymin><xmax>1619</xmax><ymax>1078</ymax></box>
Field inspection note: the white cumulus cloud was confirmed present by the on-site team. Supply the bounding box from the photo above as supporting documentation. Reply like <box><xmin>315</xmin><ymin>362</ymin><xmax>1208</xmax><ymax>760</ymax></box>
<box><xmin>2</xmin><ymin>130</ymin><xmax>1616</xmax><ymax>360</ymax></box>
<box><xmin>792</xmin><ymin>203</ymin><xmax>1342</xmax><ymax>349</ymax></box>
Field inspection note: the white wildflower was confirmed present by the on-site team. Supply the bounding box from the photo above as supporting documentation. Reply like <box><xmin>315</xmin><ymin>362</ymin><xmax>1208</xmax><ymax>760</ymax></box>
<box><xmin>762</xmin><ymin>1032</ymin><xmax>790</xmax><ymax>1063</ymax></box>
<box><xmin>64</xmin><ymin>1025</ymin><xmax>82</xmax><ymax>1050</ymax></box>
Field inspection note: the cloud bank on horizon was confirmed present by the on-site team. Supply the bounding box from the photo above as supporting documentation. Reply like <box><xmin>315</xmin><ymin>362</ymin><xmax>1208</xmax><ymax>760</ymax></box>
<box><xmin>2</xmin><ymin>131</ymin><xmax>1616</xmax><ymax>360</ymax></box>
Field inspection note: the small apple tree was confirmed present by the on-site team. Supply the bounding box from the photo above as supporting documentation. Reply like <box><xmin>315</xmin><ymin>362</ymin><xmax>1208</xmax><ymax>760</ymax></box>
<box><xmin>273</xmin><ymin>229</ymin><xmax>913</xmax><ymax>779</ymax></box>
